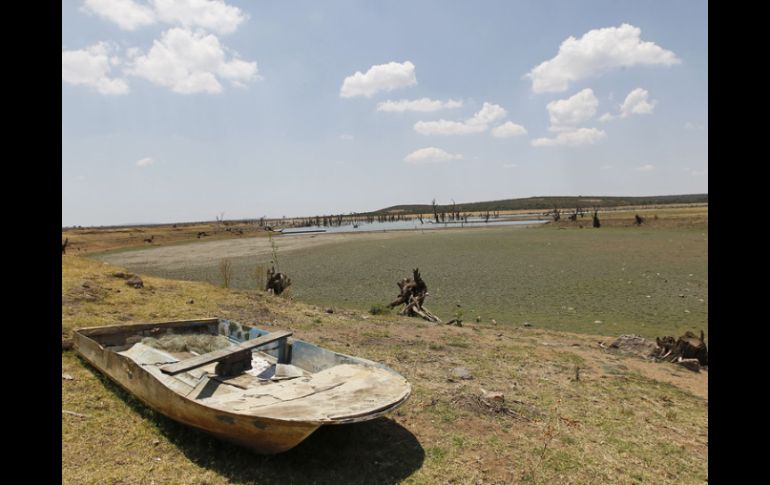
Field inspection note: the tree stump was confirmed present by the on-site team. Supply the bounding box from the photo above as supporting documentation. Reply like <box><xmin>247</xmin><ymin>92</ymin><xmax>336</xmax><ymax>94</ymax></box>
<box><xmin>387</xmin><ymin>268</ymin><xmax>441</xmax><ymax>322</ymax></box>
<box><xmin>266</xmin><ymin>266</ymin><xmax>291</xmax><ymax>295</ymax></box>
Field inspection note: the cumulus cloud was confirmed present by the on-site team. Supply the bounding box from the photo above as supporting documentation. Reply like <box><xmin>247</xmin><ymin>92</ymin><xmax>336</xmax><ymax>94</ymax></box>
<box><xmin>414</xmin><ymin>102</ymin><xmax>507</xmax><ymax>135</ymax></box>
<box><xmin>136</xmin><ymin>157</ymin><xmax>154</xmax><ymax>167</ymax></box>
<box><xmin>376</xmin><ymin>98</ymin><xmax>462</xmax><ymax>112</ymax></box>
<box><xmin>82</xmin><ymin>0</ymin><xmax>246</xmax><ymax>34</ymax></box>
<box><xmin>82</xmin><ymin>0</ymin><xmax>156</xmax><ymax>31</ymax></box>
<box><xmin>62</xmin><ymin>42</ymin><xmax>130</xmax><ymax>95</ymax></box>
<box><xmin>531</xmin><ymin>128</ymin><xmax>606</xmax><ymax>147</ymax></box>
<box><xmin>526</xmin><ymin>23</ymin><xmax>680</xmax><ymax>93</ymax></box>
<box><xmin>128</xmin><ymin>28</ymin><xmax>259</xmax><ymax>94</ymax></box>
<box><xmin>620</xmin><ymin>88</ymin><xmax>656</xmax><ymax>117</ymax></box>
<box><xmin>404</xmin><ymin>147</ymin><xmax>462</xmax><ymax>163</ymax></box>
<box><xmin>340</xmin><ymin>61</ymin><xmax>417</xmax><ymax>98</ymax></box>
<box><xmin>152</xmin><ymin>0</ymin><xmax>247</xmax><ymax>35</ymax></box>
<box><xmin>492</xmin><ymin>122</ymin><xmax>528</xmax><ymax>138</ymax></box>
<box><xmin>546</xmin><ymin>88</ymin><xmax>598</xmax><ymax>131</ymax></box>
<box><xmin>634</xmin><ymin>164</ymin><xmax>656</xmax><ymax>172</ymax></box>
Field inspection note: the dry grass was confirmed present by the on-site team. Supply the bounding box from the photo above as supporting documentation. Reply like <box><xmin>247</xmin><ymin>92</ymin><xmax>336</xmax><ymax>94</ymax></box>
<box><xmin>62</xmin><ymin>254</ymin><xmax>707</xmax><ymax>484</ymax></box>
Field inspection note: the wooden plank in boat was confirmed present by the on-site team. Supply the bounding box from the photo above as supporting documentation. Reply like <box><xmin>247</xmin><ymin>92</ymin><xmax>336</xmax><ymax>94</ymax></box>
<box><xmin>160</xmin><ymin>330</ymin><xmax>292</xmax><ymax>375</ymax></box>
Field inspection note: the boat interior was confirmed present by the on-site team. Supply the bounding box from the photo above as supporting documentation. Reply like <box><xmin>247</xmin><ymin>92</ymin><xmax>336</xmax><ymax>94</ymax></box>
<box><xmin>77</xmin><ymin>319</ymin><xmax>411</xmax><ymax>423</ymax></box>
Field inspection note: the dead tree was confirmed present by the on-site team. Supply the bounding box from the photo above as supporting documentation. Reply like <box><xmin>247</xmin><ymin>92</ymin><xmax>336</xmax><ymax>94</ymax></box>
<box><xmin>592</xmin><ymin>208</ymin><xmax>601</xmax><ymax>228</ymax></box>
<box><xmin>551</xmin><ymin>206</ymin><xmax>561</xmax><ymax>222</ymax></box>
<box><xmin>635</xmin><ymin>214</ymin><xmax>645</xmax><ymax>226</ymax></box>
<box><xmin>266</xmin><ymin>266</ymin><xmax>292</xmax><ymax>295</ymax></box>
<box><xmin>387</xmin><ymin>268</ymin><xmax>441</xmax><ymax>322</ymax></box>
<box><xmin>62</xmin><ymin>238</ymin><xmax>69</xmax><ymax>255</ymax></box>
<box><xmin>653</xmin><ymin>330</ymin><xmax>708</xmax><ymax>366</ymax></box>
<box><xmin>432</xmin><ymin>199</ymin><xmax>440</xmax><ymax>223</ymax></box>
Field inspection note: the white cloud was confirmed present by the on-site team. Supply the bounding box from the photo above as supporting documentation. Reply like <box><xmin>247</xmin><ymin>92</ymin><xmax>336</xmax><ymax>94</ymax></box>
<box><xmin>492</xmin><ymin>122</ymin><xmax>528</xmax><ymax>138</ymax></box>
<box><xmin>414</xmin><ymin>120</ymin><xmax>485</xmax><ymax>135</ymax></box>
<box><xmin>684</xmin><ymin>121</ymin><xmax>705</xmax><ymax>130</ymax></box>
<box><xmin>82</xmin><ymin>0</ymin><xmax>247</xmax><ymax>34</ymax></box>
<box><xmin>82</xmin><ymin>0</ymin><xmax>156</xmax><ymax>31</ymax></box>
<box><xmin>546</xmin><ymin>88</ymin><xmax>598</xmax><ymax>130</ymax></box>
<box><xmin>128</xmin><ymin>28</ymin><xmax>259</xmax><ymax>94</ymax></box>
<box><xmin>634</xmin><ymin>164</ymin><xmax>656</xmax><ymax>172</ymax></box>
<box><xmin>136</xmin><ymin>157</ymin><xmax>154</xmax><ymax>167</ymax></box>
<box><xmin>404</xmin><ymin>147</ymin><xmax>462</xmax><ymax>163</ymax></box>
<box><xmin>598</xmin><ymin>112</ymin><xmax>615</xmax><ymax>122</ymax></box>
<box><xmin>339</xmin><ymin>134</ymin><xmax>354</xmax><ymax>140</ymax></box>
<box><xmin>531</xmin><ymin>128</ymin><xmax>606</xmax><ymax>147</ymax></box>
<box><xmin>376</xmin><ymin>98</ymin><xmax>463</xmax><ymax>112</ymax></box>
<box><xmin>620</xmin><ymin>88</ymin><xmax>656</xmax><ymax>117</ymax></box>
<box><xmin>691</xmin><ymin>168</ymin><xmax>708</xmax><ymax>176</ymax></box>
<box><xmin>526</xmin><ymin>23</ymin><xmax>680</xmax><ymax>93</ymax></box>
<box><xmin>340</xmin><ymin>61</ymin><xmax>416</xmax><ymax>98</ymax></box>
<box><xmin>152</xmin><ymin>0</ymin><xmax>247</xmax><ymax>35</ymax></box>
<box><xmin>415</xmin><ymin>102</ymin><xmax>507</xmax><ymax>135</ymax></box>
<box><xmin>62</xmin><ymin>42</ymin><xmax>130</xmax><ymax>95</ymax></box>
<box><xmin>502</xmin><ymin>163</ymin><xmax>518</xmax><ymax>168</ymax></box>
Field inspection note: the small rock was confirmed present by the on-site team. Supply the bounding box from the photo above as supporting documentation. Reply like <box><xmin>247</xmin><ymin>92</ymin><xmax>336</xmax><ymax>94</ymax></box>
<box><xmin>112</xmin><ymin>271</ymin><xmax>127</xmax><ymax>278</ymax></box>
<box><xmin>476</xmin><ymin>316</ymin><xmax>481</xmax><ymax>323</ymax></box>
<box><xmin>80</xmin><ymin>280</ymin><xmax>94</xmax><ymax>289</ymax></box>
<box><xmin>325</xmin><ymin>308</ymin><xmax>334</xmax><ymax>314</ymax></box>
<box><xmin>491</xmin><ymin>319</ymin><xmax>497</xmax><ymax>325</ymax></box>
<box><xmin>62</xmin><ymin>373</ymin><xmax>74</xmax><ymax>380</ymax></box>
<box><xmin>152</xmin><ymin>440</ymin><xmax>160</xmax><ymax>446</ymax></box>
<box><xmin>186</xmin><ymin>299</ymin><xmax>194</xmax><ymax>304</ymax></box>
<box><xmin>594</xmin><ymin>320</ymin><xmax>602</xmax><ymax>324</ymax></box>
<box><xmin>523</xmin><ymin>322</ymin><xmax>532</xmax><ymax>327</ymax></box>
<box><xmin>679</xmin><ymin>294</ymin><xmax>686</xmax><ymax>298</ymax></box>
<box><xmin>449</xmin><ymin>367</ymin><xmax>473</xmax><ymax>380</ymax></box>
<box><xmin>126</xmin><ymin>276</ymin><xmax>144</xmax><ymax>289</ymax></box>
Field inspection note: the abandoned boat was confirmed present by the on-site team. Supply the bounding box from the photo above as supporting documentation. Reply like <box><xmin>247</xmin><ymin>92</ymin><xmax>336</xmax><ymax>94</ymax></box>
<box><xmin>73</xmin><ymin>318</ymin><xmax>411</xmax><ymax>454</ymax></box>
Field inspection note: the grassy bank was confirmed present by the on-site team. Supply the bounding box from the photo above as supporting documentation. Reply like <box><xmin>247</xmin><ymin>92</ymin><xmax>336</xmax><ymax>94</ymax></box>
<box><xmin>62</xmin><ymin>255</ymin><xmax>707</xmax><ymax>484</ymax></box>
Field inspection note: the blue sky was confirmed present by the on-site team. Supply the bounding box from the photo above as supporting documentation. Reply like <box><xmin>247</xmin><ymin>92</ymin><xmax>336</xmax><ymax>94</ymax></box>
<box><xmin>62</xmin><ymin>1</ymin><xmax>708</xmax><ymax>226</ymax></box>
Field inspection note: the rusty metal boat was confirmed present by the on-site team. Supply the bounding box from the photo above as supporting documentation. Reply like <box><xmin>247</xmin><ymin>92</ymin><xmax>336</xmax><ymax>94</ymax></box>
<box><xmin>74</xmin><ymin>318</ymin><xmax>411</xmax><ymax>454</ymax></box>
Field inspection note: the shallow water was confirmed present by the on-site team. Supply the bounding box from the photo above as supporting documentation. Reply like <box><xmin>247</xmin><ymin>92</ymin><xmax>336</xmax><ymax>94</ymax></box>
<box><xmin>281</xmin><ymin>217</ymin><xmax>547</xmax><ymax>235</ymax></box>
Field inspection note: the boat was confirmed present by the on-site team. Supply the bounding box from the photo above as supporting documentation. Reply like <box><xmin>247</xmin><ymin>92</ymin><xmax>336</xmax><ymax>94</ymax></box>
<box><xmin>73</xmin><ymin>318</ymin><xmax>411</xmax><ymax>454</ymax></box>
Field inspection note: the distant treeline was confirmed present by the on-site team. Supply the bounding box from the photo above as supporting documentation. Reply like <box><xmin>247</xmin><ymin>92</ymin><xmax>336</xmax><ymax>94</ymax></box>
<box><xmin>365</xmin><ymin>194</ymin><xmax>708</xmax><ymax>216</ymax></box>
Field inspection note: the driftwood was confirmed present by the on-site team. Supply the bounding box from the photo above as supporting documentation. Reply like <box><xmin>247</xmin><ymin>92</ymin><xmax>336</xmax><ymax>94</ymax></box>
<box><xmin>266</xmin><ymin>266</ymin><xmax>291</xmax><ymax>295</ymax></box>
<box><xmin>653</xmin><ymin>330</ymin><xmax>708</xmax><ymax>366</ymax></box>
<box><xmin>387</xmin><ymin>268</ymin><xmax>441</xmax><ymax>322</ymax></box>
